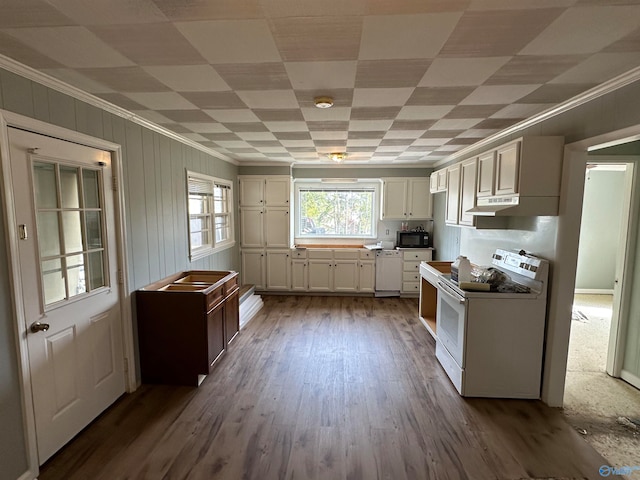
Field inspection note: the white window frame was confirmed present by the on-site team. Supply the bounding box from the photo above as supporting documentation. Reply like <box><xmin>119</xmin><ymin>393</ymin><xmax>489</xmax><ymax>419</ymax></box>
<box><xmin>293</xmin><ymin>180</ymin><xmax>380</xmax><ymax>240</ymax></box>
<box><xmin>186</xmin><ymin>171</ymin><xmax>235</xmax><ymax>261</ymax></box>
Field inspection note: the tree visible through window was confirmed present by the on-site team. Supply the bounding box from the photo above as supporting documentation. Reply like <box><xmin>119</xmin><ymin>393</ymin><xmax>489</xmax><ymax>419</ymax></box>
<box><xmin>297</xmin><ymin>184</ymin><xmax>378</xmax><ymax>238</ymax></box>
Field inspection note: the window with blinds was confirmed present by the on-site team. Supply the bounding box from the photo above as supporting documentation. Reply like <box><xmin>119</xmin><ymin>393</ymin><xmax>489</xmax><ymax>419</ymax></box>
<box><xmin>295</xmin><ymin>181</ymin><xmax>379</xmax><ymax>238</ymax></box>
<box><xmin>187</xmin><ymin>172</ymin><xmax>234</xmax><ymax>260</ymax></box>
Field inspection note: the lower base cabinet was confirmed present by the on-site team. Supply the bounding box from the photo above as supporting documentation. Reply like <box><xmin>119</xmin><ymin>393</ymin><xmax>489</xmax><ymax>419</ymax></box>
<box><xmin>136</xmin><ymin>270</ymin><xmax>239</xmax><ymax>386</ymax></box>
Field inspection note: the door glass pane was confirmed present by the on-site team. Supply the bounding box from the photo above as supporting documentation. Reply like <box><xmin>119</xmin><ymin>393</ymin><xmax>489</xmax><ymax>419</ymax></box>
<box><xmin>85</xmin><ymin>211</ymin><xmax>103</xmax><ymax>249</ymax></box>
<box><xmin>62</xmin><ymin>211</ymin><xmax>83</xmax><ymax>253</ymax></box>
<box><xmin>82</xmin><ymin>169</ymin><xmax>100</xmax><ymax>208</ymax></box>
<box><xmin>67</xmin><ymin>254</ymin><xmax>86</xmax><ymax>297</ymax></box>
<box><xmin>36</xmin><ymin>212</ymin><xmax>61</xmax><ymax>257</ymax></box>
<box><xmin>60</xmin><ymin>166</ymin><xmax>80</xmax><ymax>208</ymax></box>
<box><xmin>33</xmin><ymin>162</ymin><xmax>58</xmax><ymax>209</ymax></box>
<box><xmin>88</xmin><ymin>251</ymin><xmax>105</xmax><ymax>290</ymax></box>
<box><xmin>42</xmin><ymin>258</ymin><xmax>65</xmax><ymax>305</ymax></box>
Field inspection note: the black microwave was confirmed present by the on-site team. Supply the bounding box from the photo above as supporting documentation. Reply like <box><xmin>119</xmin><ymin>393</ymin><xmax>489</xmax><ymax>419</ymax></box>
<box><xmin>397</xmin><ymin>231</ymin><xmax>430</xmax><ymax>248</ymax></box>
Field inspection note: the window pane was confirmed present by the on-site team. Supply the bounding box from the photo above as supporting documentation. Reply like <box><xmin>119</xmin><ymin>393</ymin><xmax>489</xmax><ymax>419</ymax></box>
<box><xmin>189</xmin><ymin>193</ymin><xmax>211</xmax><ymax>215</ymax></box>
<box><xmin>62</xmin><ymin>211</ymin><xmax>83</xmax><ymax>253</ymax></box>
<box><xmin>215</xmin><ymin>215</ymin><xmax>228</xmax><ymax>242</ymax></box>
<box><xmin>60</xmin><ymin>166</ymin><xmax>80</xmax><ymax>209</ymax></box>
<box><xmin>82</xmin><ymin>169</ymin><xmax>100</xmax><ymax>208</ymax></box>
<box><xmin>67</xmin><ymin>254</ymin><xmax>86</xmax><ymax>297</ymax></box>
<box><xmin>190</xmin><ymin>231</ymin><xmax>209</xmax><ymax>249</ymax></box>
<box><xmin>42</xmin><ymin>258</ymin><xmax>65</xmax><ymax>305</ymax></box>
<box><xmin>33</xmin><ymin>162</ymin><xmax>58</xmax><ymax>209</ymax></box>
<box><xmin>214</xmin><ymin>185</ymin><xmax>229</xmax><ymax>214</ymax></box>
<box><xmin>85</xmin><ymin>211</ymin><xmax>103</xmax><ymax>249</ymax></box>
<box><xmin>299</xmin><ymin>189</ymin><xmax>375</xmax><ymax>237</ymax></box>
<box><xmin>36</xmin><ymin>212</ymin><xmax>61</xmax><ymax>257</ymax></box>
<box><xmin>88</xmin><ymin>251</ymin><xmax>105</xmax><ymax>290</ymax></box>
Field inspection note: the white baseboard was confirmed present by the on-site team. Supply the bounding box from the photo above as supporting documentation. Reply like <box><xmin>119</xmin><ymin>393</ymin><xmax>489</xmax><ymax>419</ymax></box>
<box><xmin>239</xmin><ymin>294</ymin><xmax>263</xmax><ymax>329</ymax></box>
<box><xmin>574</xmin><ymin>289</ymin><xmax>614</xmax><ymax>295</ymax></box>
<box><xmin>620</xmin><ymin>370</ymin><xmax>640</xmax><ymax>390</ymax></box>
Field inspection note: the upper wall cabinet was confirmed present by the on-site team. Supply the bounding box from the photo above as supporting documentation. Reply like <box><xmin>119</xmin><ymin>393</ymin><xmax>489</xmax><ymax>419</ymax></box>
<box><xmin>382</xmin><ymin>177</ymin><xmax>432</xmax><ymax>220</ymax></box>
<box><xmin>430</xmin><ymin>169</ymin><xmax>447</xmax><ymax>193</ymax></box>
<box><xmin>239</xmin><ymin>175</ymin><xmax>290</xmax><ymax>207</ymax></box>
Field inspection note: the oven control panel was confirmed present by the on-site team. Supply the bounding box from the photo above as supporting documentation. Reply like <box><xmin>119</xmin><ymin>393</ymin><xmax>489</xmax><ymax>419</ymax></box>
<box><xmin>492</xmin><ymin>249</ymin><xmax>548</xmax><ymax>280</ymax></box>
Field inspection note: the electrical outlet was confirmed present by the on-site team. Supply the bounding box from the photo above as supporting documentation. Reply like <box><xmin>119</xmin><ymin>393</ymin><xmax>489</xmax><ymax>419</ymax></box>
<box><xmin>385</xmin><ymin>229</ymin><xmax>389</xmax><ymax>235</ymax></box>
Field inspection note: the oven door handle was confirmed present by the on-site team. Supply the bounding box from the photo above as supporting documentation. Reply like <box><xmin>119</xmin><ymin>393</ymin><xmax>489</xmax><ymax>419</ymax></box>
<box><xmin>437</xmin><ymin>281</ymin><xmax>466</xmax><ymax>304</ymax></box>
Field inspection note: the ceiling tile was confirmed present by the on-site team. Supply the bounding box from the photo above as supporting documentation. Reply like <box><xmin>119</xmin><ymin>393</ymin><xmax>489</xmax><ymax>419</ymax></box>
<box><xmin>422</xmin><ymin>129</ymin><xmax>464</xmax><ymax>137</ymax></box>
<box><xmin>419</xmin><ymin>57</ymin><xmax>511</xmax><ymax>87</ymax></box>
<box><xmin>350</xmin><ymin>107</ymin><xmax>401</xmax><ymax>120</ymax></box>
<box><xmin>352</xmin><ymin>88</ymin><xmax>414</xmax><ymax>107</ymax></box>
<box><xmin>348</xmin><ymin>131</ymin><xmax>385</xmax><ymax>139</ymax></box>
<box><xmin>359</xmin><ymin>13</ymin><xmax>461</xmax><ymax>59</ymax></box>
<box><xmin>0</xmin><ymin>0</ymin><xmax>75</xmax><ymax>28</ymax></box>
<box><xmin>310</xmin><ymin>131</ymin><xmax>349</xmax><ymax>140</ymax></box>
<box><xmin>182</xmin><ymin>132</ymin><xmax>210</xmax><ymax>142</ymax></box>
<box><xmin>603</xmin><ymin>27</ymin><xmax>640</xmax><ymax>53</ymax></box>
<box><xmin>0</xmin><ymin>31</ymin><xmax>65</xmax><ymax>68</ymax></box>
<box><xmin>460</xmin><ymin>84</ymin><xmax>540</xmax><ymax>105</ymax></box>
<box><xmin>549</xmin><ymin>53</ymin><xmax>640</xmax><ymax>84</ymax></box>
<box><xmin>383</xmin><ymin>130</ymin><xmax>425</xmax><ymax>139</ymax></box>
<box><xmin>517</xmin><ymin>84</ymin><xmax>596</xmax><ymax>104</ymax></box>
<box><xmin>444</xmin><ymin>104</ymin><xmax>504</xmax><ymax>118</ymax></box>
<box><xmin>390</xmin><ymin>120</ymin><xmax>436</xmax><ymax>130</ymax></box>
<box><xmin>143</xmin><ymin>65</ymin><xmax>230</xmax><ymax>92</ymax></box>
<box><xmin>396</xmin><ymin>105</ymin><xmax>455</xmax><ymax>120</ymax></box>
<box><xmin>285</xmin><ymin>61</ymin><xmax>357</xmax><ymax>89</ymax></box>
<box><xmin>472</xmin><ymin>118</ymin><xmax>521</xmax><ymax>129</ymax></box>
<box><xmin>253</xmin><ymin>109</ymin><xmax>305</xmax><ymax>122</ymax></box>
<box><xmin>273</xmin><ymin>132</ymin><xmax>312</xmax><ymax>140</ymax></box>
<box><xmin>261</xmin><ymin>0</ymin><xmax>366</xmax><ymax>17</ymax></box>
<box><xmin>347</xmin><ymin>139</ymin><xmax>382</xmax><ymax>147</ymax></box>
<box><xmin>236</xmin><ymin>90</ymin><xmax>299</xmax><ymax>109</ymax></box>
<box><xmin>157</xmin><ymin>109</ymin><xmax>214</xmax><ymax>123</ymax></box>
<box><xmin>468</xmin><ymin>0</ymin><xmax>577</xmax><ymax>10</ymax></box>
<box><xmin>214</xmin><ymin>140</ymin><xmax>253</xmax><ymax>148</ymax></box>
<box><xmin>81</xmin><ymin>66</ymin><xmax>171</xmax><ymax>92</ymax></box>
<box><xmin>490</xmin><ymin>103</ymin><xmax>556</xmax><ymax>119</ymax></box>
<box><xmin>179</xmin><ymin>91</ymin><xmax>247</xmax><ymax>109</ymax></box>
<box><xmin>280</xmin><ymin>139</ymin><xmax>315</xmax><ymax>147</ymax></box>
<box><xmin>124</xmin><ymin>92</ymin><xmax>197</xmax><ymax>109</ymax></box>
<box><xmin>202</xmin><ymin>133</ymin><xmax>242</xmax><ymax>141</ymax></box>
<box><xmin>376</xmin><ymin>146</ymin><xmax>406</xmax><ymax>152</ymax></box>
<box><xmin>203</xmin><ymin>109</ymin><xmax>260</xmax><ymax>123</ymax></box>
<box><xmin>181</xmin><ymin>122</ymin><xmax>231</xmax><ymax>133</ymax></box>
<box><xmin>440</xmin><ymin>8</ymin><xmax>566</xmax><ymax>56</ymax></box>
<box><xmin>355</xmin><ymin>59</ymin><xmax>431</xmax><ymax>87</ymax></box>
<box><xmin>175</xmin><ymin>20</ymin><xmax>281</xmax><ymax>63</ymax></box>
<box><xmin>131</xmin><ymin>110</ymin><xmax>175</xmax><ymax>124</ymax></box>
<box><xmin>413</xmin><ymin>138</ymin><xmax>450</xmax><ymax>146</ymax></box>
<box><xmin>314</xmin><ymin>140</ymin><xmax>347</xmax><ymax>147</ymax></box>
<box><xmin>264</xmin><ymin>121</ymin><xmax>310</xmax><ymax>132</ymax></box>
<box><xmin>457</xmin><ymin>128</ymin><xmax>500</xmax><ymax>138</ymax></box>
<box><xmin>520</xmin><ymin>5</ymin><xmax>640</xmax><ymax>55</ymax></box>
<box><xmin>307</xmin><ymin>121</ymin><xmax>350</xmax><ymax>131</ymax></box>
<box><xmin>153</xmin><ymin>0</ymin><xmax>263</xmax><ymax>20</ymax></box>
<box><xmin>3</xmin><ymin>26</ymin><xmax>134</xmax><ymax>68</ymax></box>
<box><xmin>484</xmin><ymin>55</ymin><xmax>588</xmax><ymax>85</ymax></box>
<box><xmin>349</xmin><ymin>120</ymin><xmax>394</xmax><ymax>131</ymax></box>
<box><xmin>379</xmin><ymin>139</ymin><xmax>413</xmax><ymax>146</ymax></box>
<box><xmin>164</xmin><ymin>123</ymin><xmax>192</xmax><ymax>133</ymax></box>
<box><xmin>406</xmin><ymin>87</ymin><xmax>475</xmax><ymax>105</ymax></box>
<box><xmin>95</xmin><ymin>93</ymin><xmax>146</xmax><ymax>110</ymax></box>
<box><xmin>251</xmin><ymin>145</ymin><xmax>288</xmax><ymax>152</ymax></box>
<box><xmin>221</xmin><ymin>122</ymin><xmax>269</xmax><ymax>132</ymax></box>
<box><xmin>214</xmin><ymin>63</ymin><xmax>292</xmax><ymax>90</ymax></box>
<box><xmin>46</xmin><ymin>0</ymin><xmax>167</xmax><ymax>25</ymax></box>
<box><xmin>446</xmin><ymin>137</ymin><xmax>479</xmax><ymax>145</ymax></box>
<box><xmin>241</xmin><ymin>136</ymin><xmax>279</xmax><ymax>143</ymax></box>
<box><xmin>43</xmin><ymin>68</ymin><xmax>113</xmax><ymax>93</ymax></box>
<box><xmin>269</xmin><ymin>16</ymin><xmax>363</xmax><ymax>61</ymax></box>
<box><xmin>430</xmin><ymin>118</ymin><xmax>482</xmax><ymax>130</ymax></box>
<box><xmin>301</xmin><ymin>107</ymin><xmax>351</xmax><ymax>121</ymax></box>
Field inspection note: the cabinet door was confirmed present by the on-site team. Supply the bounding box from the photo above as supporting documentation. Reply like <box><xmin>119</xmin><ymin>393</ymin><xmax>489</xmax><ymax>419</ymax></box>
<box><xmin>266</xmin><ymin>250</ymin><xmax>290</xmax><ymax>290</ymax></box>
<box><xmin>240</xmin><ymin>207</ymin><xmax>264</xmax><ymax>248</ymax></box>
<box><xmin>382</xmin><ymin>179</ymin><xmax>408</xmax><ymax>219</ymax></box>
<box><xmin>495</xmin><ymin>140</ymin><xmax>520</xmax><ymax>196</ymax></box>
<box><xmin>239</xmin><ymin>177</ymin><xmax>264</xmax><ymax>206</ymax></box>
<box><xmin>408</xmin><ymin>178</ymin><xmax>432</xmax><ymax>219</ymax></box>
<box><xmin>445</xmin><ymin>164</ymin><xmax>461</xmax><ymax>225</ymax></box>
<box><xmin>476</xmin><ymin>151</ymin><xmax>496</xmax><ymax>198</ymax></box>
<box><xmin>264</xmin><ymin>207</ymin><xmax>290</xmax><ymax>247</ymax></box>
<box><xmin>224</xmin><ymin>289</ymin><xmax>239</xmax><ymax>345</ymax></box>
<box><xmin>291</xmin><ymin>260</ymin><xmax>308</xmax><ymax>291</ymax></box>
<box><xmin>459</xmin><ymin>158</ymin><xmax>477</xmax><ymax>227</ymax></box>
<box><xmin>206</xmin><ymin>302</ymin><xmax>225</xmax><ymax>372</ymax></box>
<box><xmin>308</xmin><ymin>260</ymin><xmax>333</xmax><ymax>291</ymax></box>
<box><xmin>241</xmin><ymin>250</ymin><xmax>265</xmax><ymax>289</ymax></box>
<box><xmin>429</xmin><ymin>173</ymin><xmax>438</xmax><ymax>193</ymax></box>
<box><xmin>264</xmin><ymin>177</ymin><xmax>290</xmax><ymax>206</ymax></box>
<box><xmin>334</xmin><ymin>260</ymin><xmax>359</xmax><ymax>292</ymax></box>
<box><xmin>359</xmin><ymin>261</ymin><xmax>375</xmax><ymax>292</ymax></box>
<box><xmin>437</xmin><ymin>169</ymin><xmax>448</xmax><ymax>191</ymax></box>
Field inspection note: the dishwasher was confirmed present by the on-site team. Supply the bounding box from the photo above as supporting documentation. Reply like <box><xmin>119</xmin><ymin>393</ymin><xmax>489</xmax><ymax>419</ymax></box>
<box><xmin>375</xmin><ymin>249</ymin><xmax>402</xmax><ymax>297</ymax></box>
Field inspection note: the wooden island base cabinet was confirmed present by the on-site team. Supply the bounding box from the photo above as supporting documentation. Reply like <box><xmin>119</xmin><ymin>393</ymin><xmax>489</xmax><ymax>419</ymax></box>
<box><xmin>136</xmin><ymin>270</ymin><xmax>239</xmax><ymax>386</ymax></box>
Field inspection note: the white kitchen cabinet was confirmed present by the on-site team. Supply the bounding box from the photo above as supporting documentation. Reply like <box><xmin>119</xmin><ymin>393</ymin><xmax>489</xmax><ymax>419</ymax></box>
<box><xmin>308</xmin><ymin>258</ymin><xmax>333</xmax><ymax>292</ymax></box>
<box><xmin>476</xmin><ymin>151</ymin><xmax>496</xmax><ymax>198</ymax></box>
<box><xmin>241</xmin><ymin>249</ymin><xmax>265</xmax><ymax>289</ymax></box>
<box><xmin>239</xmin><ymin>207</ymin><xmax>264</xmax><ymax>248</ymax></box>
<box><xmin>291</xmin><ymin>259</ymin><xmax>308</xmax><ymax>291</ymax></box>
<box><xmin>359</xmin><ymin>260</ymin><xmax>375</xmax><ymax>292</ymax></box>
<box><xmin>445</xmin><ymin>164</ymin><xmax>461</xmax><ymax>225</ymax></box>
<box><xmin>401</xmin><ymin>249</ymin><xmax>432</xmax><ymax>294</ymax></box>
<box><xmin>239</xmin><ymin>175</ymin><xmax>290</xmax><ymax>206</ymax></box>
<box><xmin>264</xmin><ymin>207</ymin><xmax>290</xmax><ymax>247</ymax></box>
<box><xmin>239</xmin><ymin>177</ymin><xmax>264</xmax><ymax>206</ymax></box>
<box><xmin>495</xmin><ymin>140</ymin><xmax>520</xmax><ymax>196</ymax></box>
<box><xmin>430</xmin><ymin>173</ymin><xmax>438</xmax><ymax>193</ymax></box>
<box><xmin>266</xmin><ymin>250</ymin><xmax>290</xmax><ymax>290</ymax></box>
<box><xmin>264</xmin><ymin>176</ymin><xmax>291</xmax><ymax>206</ymax></box>
<box><xmin>334</xmin><ymin>260</ymin><xmax>359</xmax><ymax>293</ymax></box>
<box><xmin>459</xmin><ymin>158</ymin><xmax>478</xmax><ymax>227</ymax></box>
<box><xmin>382</xmin><ymin>177</ymin><xmax>432</xmax><ymax>220</ymax></box>
<box><xmin>430</xmin><ymin>169</ymin><xmax>447</xmax><ymax>193</ymax></box>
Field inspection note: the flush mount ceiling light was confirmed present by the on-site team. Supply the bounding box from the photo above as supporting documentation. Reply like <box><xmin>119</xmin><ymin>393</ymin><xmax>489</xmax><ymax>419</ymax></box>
<box><xmin>328</xmin><ymin>152</ymin><xmax>345</xmax><ymax>163</ymax></box>
<box><xmin>314</xmin><ymin>96</ymin><xmax>334</xmax><ymax>108</ymax></box>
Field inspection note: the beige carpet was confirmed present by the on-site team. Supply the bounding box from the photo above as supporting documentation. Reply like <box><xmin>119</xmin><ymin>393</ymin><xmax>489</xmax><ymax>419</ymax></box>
<box><xmin>564</xmin><ymin>294</ymin><xmax>640</xmax><ymax>469</ymax></box>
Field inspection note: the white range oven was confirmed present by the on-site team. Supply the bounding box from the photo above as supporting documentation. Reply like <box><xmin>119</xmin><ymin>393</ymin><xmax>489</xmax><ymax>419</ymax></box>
<box><xmin>435</xmin><ymin>249</ymin><xmax>549</xmax><ymax>399</ymax></box>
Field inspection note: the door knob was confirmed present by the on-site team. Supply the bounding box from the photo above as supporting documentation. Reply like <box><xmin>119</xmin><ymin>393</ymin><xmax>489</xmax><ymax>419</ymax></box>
<box><xmin>30</xmin><ymin>322</ymin><xmax>50</xmax><ymax>333</ymax></box>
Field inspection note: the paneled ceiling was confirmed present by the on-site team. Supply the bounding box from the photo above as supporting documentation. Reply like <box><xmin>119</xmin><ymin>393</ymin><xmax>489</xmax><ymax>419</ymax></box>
<box><xmin>1</xmin><ymin>0</ymin><xmax>640</xmax><ymax>165</ymax></box>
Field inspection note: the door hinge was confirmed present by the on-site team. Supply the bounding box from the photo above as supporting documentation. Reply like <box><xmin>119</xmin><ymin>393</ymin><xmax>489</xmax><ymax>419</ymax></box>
<box><xmin>112</xmin><ymin>176</ymin><xmax>118</xmax><ymax>191</ymax></box>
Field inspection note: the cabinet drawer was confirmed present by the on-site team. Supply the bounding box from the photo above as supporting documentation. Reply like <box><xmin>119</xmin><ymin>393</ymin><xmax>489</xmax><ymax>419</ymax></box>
<box><xmin>291</xmin><ymin>249</ymin><xmax>307</xmax><ymax>259</ymax></box>
<box><xmin>403</xmin><ymin>271</ymin><xmax>420</xmax><ymax>282</ymax></box>
<box><xmin>307</xmin><ymin>249</ymin><xmax>333</xmax><ymax>259</ymax></box>
<box><xmin>206</xmin><ymin>286</ymin><xmax>224</xmax><ymax>312</ymax></box>
<box><xmin>359</xmin><ymin>249</ymin><xmax>375</xmax><ymax>260</ymax></box>
<box><xmin>402</xmin><ymin>282</ymin><xmax>420</xmax><ymax>292</ymax></box>
<box><xmin>333</xmin><ymin>249</ymin><xmax>359</xmax><ymax>260</ymax></box>
<box><xmin>403</xmin><ymin>261</ymin><xmax>421</xmax><ymax>272</ymax></box>
<box><xmin>402</xmin><ymin>250</ymin><xmax>432</xmax><ymax>261</ymax></box>
<box><xmin>223</xmin><ymin>275</ymin><xmax>238</xmax><ymax>295</ymax></box>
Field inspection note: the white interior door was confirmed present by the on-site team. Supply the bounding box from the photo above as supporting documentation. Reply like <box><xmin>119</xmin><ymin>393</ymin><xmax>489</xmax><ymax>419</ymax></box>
<box><xmin>8</xmin><ymin>127</ymin><xmax>125</xmax><ymax>464</ymax></box>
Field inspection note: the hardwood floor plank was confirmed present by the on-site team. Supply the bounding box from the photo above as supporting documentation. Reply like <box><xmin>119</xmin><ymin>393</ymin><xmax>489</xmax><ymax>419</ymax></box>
<box><xmin>39</xmin><ymin>296</ymin><xmax>609</xmax><ymax>480</ymax></box>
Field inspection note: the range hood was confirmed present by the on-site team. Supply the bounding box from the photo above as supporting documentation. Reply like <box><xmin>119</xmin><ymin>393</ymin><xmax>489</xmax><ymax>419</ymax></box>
<box><xmin>467</xmin><ymin>195</ymin><xmax>559</xmax><ymax>217</ymax></box>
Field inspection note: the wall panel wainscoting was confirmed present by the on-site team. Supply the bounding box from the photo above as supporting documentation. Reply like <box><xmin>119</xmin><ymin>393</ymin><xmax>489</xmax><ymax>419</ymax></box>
<box><xmin>39</xmin><ymin>296</ymin><xmax>605</xmax><ymax>480</ymax></box>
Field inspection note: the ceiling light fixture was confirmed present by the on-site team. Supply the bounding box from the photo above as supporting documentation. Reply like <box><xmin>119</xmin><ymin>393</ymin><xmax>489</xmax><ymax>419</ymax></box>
<box><xmin>328</xmin><ymin>152</ymin><xmax>345</xmax><ymax>163</ymax></box>
<box><xmin>314</xmin><ymin>96</ymin><xmax>334</xmax><ymax>108</ymax></box>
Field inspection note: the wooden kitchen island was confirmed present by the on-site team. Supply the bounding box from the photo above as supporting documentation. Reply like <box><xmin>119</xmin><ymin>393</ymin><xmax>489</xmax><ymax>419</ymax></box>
<box><xmin>136</xmin><ymin>270</ymin><xmax>239</xmax><ymax>386</ymax></box>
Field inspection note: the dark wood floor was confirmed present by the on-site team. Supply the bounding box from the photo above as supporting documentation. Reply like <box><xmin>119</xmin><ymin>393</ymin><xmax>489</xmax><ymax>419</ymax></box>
<box><xmin>40</xmin><ymin>296</ymin><xmax>608</xmax><ymax>480</ymax></box>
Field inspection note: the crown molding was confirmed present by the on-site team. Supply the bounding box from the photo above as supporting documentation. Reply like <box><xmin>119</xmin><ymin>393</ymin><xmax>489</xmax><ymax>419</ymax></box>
<box><xmin>0</xmin><ymin>54</ymin><xmax>238</xmax><ymax>166</ymax></box>
<box><xmin>433</xmin><ymin>66</ymin><xmax>640</xmax><ymax>168</ymax></box>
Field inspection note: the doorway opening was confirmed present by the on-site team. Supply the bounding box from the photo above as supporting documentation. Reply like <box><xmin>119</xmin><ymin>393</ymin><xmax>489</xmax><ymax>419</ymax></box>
<box><xmin>563</xmin><ymin>160</ymin><xmax>640</xmax><ymax>467</ymax></box>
